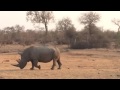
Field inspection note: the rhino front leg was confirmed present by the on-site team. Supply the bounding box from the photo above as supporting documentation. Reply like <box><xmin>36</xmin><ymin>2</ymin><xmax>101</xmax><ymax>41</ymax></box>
<box><xmin>30</xmin><ymin>61</ymin><xmax>34</xmax><ymax>70</ymax></box>
<box><xmin>33</xmin><ymin>60</ymin><xmax>41</xmax><ymax>70</ymax></box>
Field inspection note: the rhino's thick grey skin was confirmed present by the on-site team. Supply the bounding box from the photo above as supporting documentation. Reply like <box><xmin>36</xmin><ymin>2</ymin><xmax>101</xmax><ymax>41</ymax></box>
<box><xmin>12</xmin><ymin>46</ymin><xmax>62</xmax><ymax>70</ymax></box>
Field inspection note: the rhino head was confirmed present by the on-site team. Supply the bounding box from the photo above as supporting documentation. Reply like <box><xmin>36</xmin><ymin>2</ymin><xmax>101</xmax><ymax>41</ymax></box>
<box><xmin>11</xmin><ymin>51</ymin><xmax>28</xmax><ymax>69</ymax></box>
<box><xmin>11</xmin><ymin>57</ymin><xmax>27</xmax><ymax>69</ymax></box>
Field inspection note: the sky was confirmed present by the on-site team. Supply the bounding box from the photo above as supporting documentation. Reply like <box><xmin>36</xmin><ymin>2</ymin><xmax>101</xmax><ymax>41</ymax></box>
<box><xmin>0</xmin><ymin>11</ymin><xmax>120</xmax><ymax>31</ymax></box>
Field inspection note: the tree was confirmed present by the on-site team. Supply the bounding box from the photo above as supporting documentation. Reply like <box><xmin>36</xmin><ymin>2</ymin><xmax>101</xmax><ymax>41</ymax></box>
<box><xmin>26</xmin><ymin>11</ymin><xmax>54</xmax><ymax>37</ymax></box>
<box><xmin>112</xmin><ymin>18</ymin><xmax>120</xmax><ymax>48</ymax></box>
<box><xmin>78</xmin><ymin>11</ymin><xmax>100</xmax><ymax>48</ymax></box>
<box><xmin>112</xmin><ymin>18</ymin><xmax>120</xmax><ymax>32</ymax></box>
<box><xmin>56</xmin><ymin>17</ymin><xmax>76</xmax><ymax>47</ymax></box>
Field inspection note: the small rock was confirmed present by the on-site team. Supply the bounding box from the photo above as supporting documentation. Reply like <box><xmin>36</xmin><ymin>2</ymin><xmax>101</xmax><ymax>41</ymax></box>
<box><xmin>117</xmin><ymin>75</ymin><xmax>120</xmax><ymax>77</ymax></box>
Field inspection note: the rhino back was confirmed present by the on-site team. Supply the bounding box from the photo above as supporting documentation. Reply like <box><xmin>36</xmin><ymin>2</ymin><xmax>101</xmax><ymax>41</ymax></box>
<box><xmin>30</xmin><ymin>46</ymin><xmax>55</xmax><ymax>62</ymax></box>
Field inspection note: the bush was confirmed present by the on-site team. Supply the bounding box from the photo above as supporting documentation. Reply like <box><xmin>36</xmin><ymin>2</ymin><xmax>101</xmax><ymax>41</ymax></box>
<box><xmin>70</xmin><ymin>25</ymin><xmax>110</xmax><ymax>49</ymax></box>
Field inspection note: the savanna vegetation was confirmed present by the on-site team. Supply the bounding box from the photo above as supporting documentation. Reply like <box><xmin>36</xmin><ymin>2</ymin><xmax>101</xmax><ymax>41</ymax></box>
<box><xmin>1</xmin><ymin>11</ymin><xmax>120</xmax><ymax>79</ymax></box>
<box><xmin>0</xmin><ymin>11</ymin><xmax>119</xmax><ymax>49</ymax></box>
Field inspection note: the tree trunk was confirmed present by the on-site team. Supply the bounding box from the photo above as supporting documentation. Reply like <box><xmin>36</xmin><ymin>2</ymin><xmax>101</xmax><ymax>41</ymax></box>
<box><xmin>88</xmin><ymin>24</ymin><xmax>92</xmax><ymax>48</ymax></box>
<box><xmin>44</xmin><ymin>22</ymin><xmax>48</xmax><ymax>45</ymax></box>
<box><xmin>118</xmin><ymin>26</ymin><xmax>120</xmax><ymax>33</ymax></box>
<box><xmin>45</xmin><ymin>22</ymin><xmax>48</xmax><ymax>36</ymax></box>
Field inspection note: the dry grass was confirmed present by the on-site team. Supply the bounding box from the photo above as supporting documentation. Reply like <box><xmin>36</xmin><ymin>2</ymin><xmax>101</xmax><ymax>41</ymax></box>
<box><xmin>0</xmin><ymin>45</ymin><xmax>120</xmax><ymax>79</ymax></box>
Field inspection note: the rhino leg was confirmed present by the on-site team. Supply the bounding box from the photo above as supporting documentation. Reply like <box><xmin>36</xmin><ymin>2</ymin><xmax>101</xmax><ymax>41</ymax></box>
<box><xmin>37</xmin><ymin>65</ymin><xmax>41</xmax><ymax>70</ymax></box>
<box><xmin>30</xmin><ymin>61</ymin><xmax>34</xmax><ymax>70</ymax></box>
<box><xmin>33</xmin><ymin>60</ymin><xmax>41</xmax><ymax>70</ymax></box>
<box><xmin>51</xmin><ymin>59</ymin><xmax>57</xmax><ymax>70</ymax></box>
<box><xmin>57</xmin><ymin>59</ymin><xmax>62</xmax><ymax>69</ymax></box>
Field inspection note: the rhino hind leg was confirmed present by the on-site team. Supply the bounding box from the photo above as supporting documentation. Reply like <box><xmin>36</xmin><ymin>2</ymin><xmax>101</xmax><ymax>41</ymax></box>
<box><xmin>57</xmin><ymin>59</ymin><xmax>62</xmax><ymax>69</ymax></box>
<box><xmin>37</xmin><ymin>65</ymin><xmax>41</xmax><ymax>70</ymax></box>
<box><xmin>51</xmin><ymin>59</ymin><xmax>57</xmax><ymax>70</ymax></box>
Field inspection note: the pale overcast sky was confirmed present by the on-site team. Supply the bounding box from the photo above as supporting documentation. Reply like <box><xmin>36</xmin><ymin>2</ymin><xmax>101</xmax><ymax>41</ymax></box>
<box><xmin>0</xmin><ymin>11</ymin><xmax>120</xmax><ymax>31</ymax></box>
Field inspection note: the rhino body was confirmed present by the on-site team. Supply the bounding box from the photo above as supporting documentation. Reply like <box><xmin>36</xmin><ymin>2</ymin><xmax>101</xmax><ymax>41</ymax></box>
<box><xmin>12</xmin><ymin>46</ymin><xmax>62</xmax><ymax>70</ymax></box>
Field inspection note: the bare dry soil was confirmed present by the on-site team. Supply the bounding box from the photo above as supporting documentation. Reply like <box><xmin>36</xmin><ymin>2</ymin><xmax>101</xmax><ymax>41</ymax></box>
<box><xmin>0</xmin><ymin>45</ymin><xmax>120</xmax><ymax>79</ymax></box>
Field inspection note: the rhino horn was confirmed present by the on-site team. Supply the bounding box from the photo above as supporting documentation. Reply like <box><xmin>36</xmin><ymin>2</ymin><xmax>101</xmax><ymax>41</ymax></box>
<box><xmin>16</xmin><ymin>59</ymin><xmax>20</xmax><ymax>63</ymax></box>
<box><xmin>11</xmin><ymin>64</ymin><xmax>19</xmax><ymax>67</ymax></box>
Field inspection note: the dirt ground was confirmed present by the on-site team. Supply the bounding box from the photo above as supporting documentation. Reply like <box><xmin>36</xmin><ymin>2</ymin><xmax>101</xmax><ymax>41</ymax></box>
<box><xmin>0</xmin><ymin>45</ymin><xmax>120</xmax><ymax>79</ymax></box>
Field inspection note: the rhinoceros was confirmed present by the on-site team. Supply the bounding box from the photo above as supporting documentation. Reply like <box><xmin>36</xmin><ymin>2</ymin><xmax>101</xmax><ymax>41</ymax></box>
<box><xmin>11</xmin><ymin>46</ymin><xmax>62</xmax><ymax>70</ymax></box>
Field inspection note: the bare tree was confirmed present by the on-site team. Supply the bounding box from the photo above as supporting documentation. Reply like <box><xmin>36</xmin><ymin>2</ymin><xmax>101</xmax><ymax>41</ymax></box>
<box><xmin>112</xmin><ymin>18</ymin><xmax>120</xmax><ymax>32</ymax></box>
<box><xmin>26</xmin><ymin>11</ymin><xmax>54</xmax><ymax>37</ymax></box>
